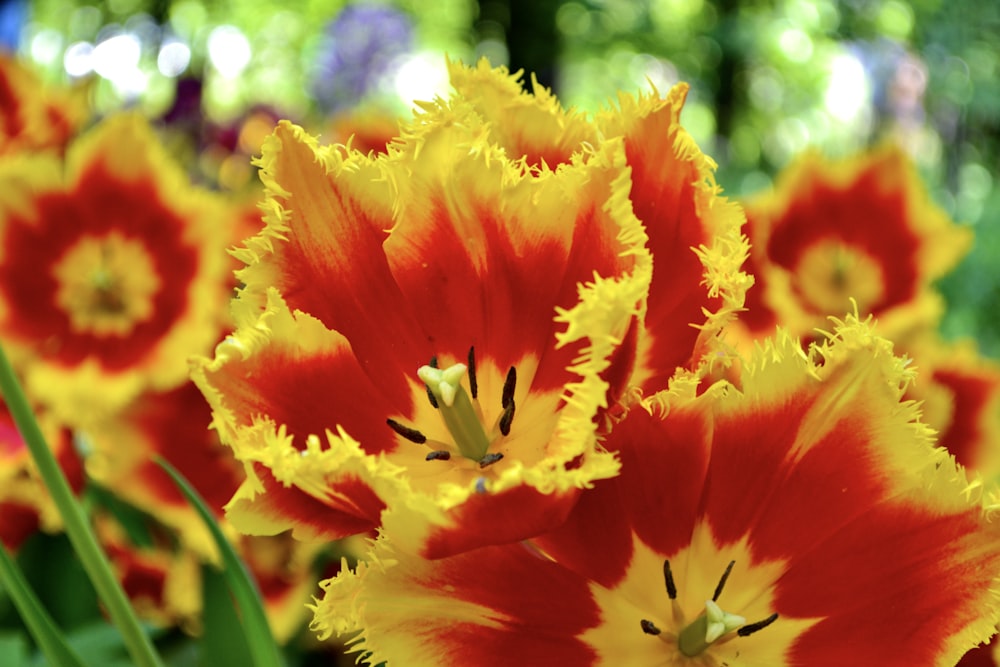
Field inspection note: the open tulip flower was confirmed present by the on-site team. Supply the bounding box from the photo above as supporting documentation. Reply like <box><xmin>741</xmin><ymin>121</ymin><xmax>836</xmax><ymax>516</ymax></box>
<box><xmin>313</xmin><ymin>314</ymin><xmax>1000</xmax><ymax>666</ymax></box>
<box><xmin>735</xmin><ymin>145</ymin><xmax>970</xmax><ymax>349</ymax></box>
<box><xmin>0</xmin><ymin>113</ymin><xmax>231</xmax><ymax>426</ymax></box>
<box><xmin>192</xmin><ymin>59</ymin><xmax>749</xmax><ymax>559</ymax></box>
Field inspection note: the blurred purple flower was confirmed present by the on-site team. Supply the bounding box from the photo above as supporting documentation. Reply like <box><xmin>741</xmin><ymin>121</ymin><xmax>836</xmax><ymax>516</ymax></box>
<box><xmin>311</xmin><ymin>3</ymin><xmax>414</xmax><ymax>112</ymax></box>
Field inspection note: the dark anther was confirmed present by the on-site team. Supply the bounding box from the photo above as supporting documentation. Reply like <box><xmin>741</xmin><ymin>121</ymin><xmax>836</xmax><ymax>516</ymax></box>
<box><xmin>467</xmin><ymin>346</ymin><xmax>478</xmax><ymax>399</ymax></box>
<box><xmin>737</xmin><ymin>613</ymin><xmax>778</xmax><ymax>637</ymax></box>
<box><xmin>712</xmin><ymin>560</ymin><xmax>736</xmax><ymax>602</ymax></box>
<box><xmin>498</xmin><ymin>401</ymin><xmax>515</xmax><ymax>436</ymax></box>
<box><xmin>640</xmin><ymin>619</ymin><xmax>662</xmax><ymax>635</ymax></box>
<box><xmin>425</xmin><ymin>450</ymin><xmax>452</xmax><ymax>461</ymax></box>
<box><xmin>662</xmin><ymin>560</ymin><xmax>678</xmax><ymax>600</ymax></box>
<box><xmin>386</xmin><ymin>418</ymin><xmax>427</xmax><ymax>444</ymax></box>
<box><xmin>425</xmin><ymin>356</ymin><xmax>439</xmax><ymax>408</ymax></box>
<box><xmin>478</xmin><ymin>452</ymin><xmax>504</xmax><ymax>468</ymax></box>
<box><xmin>501</xmin><ymin>366</ymin><xmax>517</xmax><ymax>408</ymax></box>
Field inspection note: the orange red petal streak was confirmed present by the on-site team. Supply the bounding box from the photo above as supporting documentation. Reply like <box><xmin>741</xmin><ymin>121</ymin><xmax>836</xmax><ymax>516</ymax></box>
<box><xmin>243</xmin><ymin>463</ymin><xmax>384</xmax><ymax>539</ymax></box>
<box><xmin>420</xmin><ymin>483</ymin><xmax>580</xmax><ymax>559</ymax></box>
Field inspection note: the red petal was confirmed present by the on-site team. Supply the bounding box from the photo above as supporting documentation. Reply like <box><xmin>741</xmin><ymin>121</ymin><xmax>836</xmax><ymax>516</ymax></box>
<box><xmin>317</xmin><ymin>541</ymin><xmax>600</xmax><ymax>666</ymax></box>
<box><xmin>229</xmin><ymin>462</ymin><xmax>384</xmax><ymax>540</ymax></box>
<box><xmin>418</xmin><ymin>484</ymin><xmax>580</xmax><ymax>559</ymax></box>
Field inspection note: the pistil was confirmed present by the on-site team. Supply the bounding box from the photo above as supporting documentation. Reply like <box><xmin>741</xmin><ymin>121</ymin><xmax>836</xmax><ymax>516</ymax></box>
<box><xmin>641</xmin><ymin>559</ymin><xmax>779</xmax><ymax>657</ymax></box>
<box><xmin>417</xmin><ymin>362</ymin><xmax>491</xmax><ymax>461</ymax></box>
<box><xmin>677</xmin><ymin>600</ymin><xmax>746</xmax><ymax>657</ymax></box>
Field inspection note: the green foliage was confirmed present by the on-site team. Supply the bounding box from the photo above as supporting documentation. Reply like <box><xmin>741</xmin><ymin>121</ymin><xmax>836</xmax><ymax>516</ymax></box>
<box><xmin>155</xmin><ymin>457</ymin><xmax>285</xmax><ymax>667</ymax></box>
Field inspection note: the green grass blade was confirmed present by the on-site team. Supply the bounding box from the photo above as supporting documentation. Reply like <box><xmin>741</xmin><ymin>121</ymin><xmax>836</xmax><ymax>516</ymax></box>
<box><xmin>0</xmin><ymin>544</ymin><xmax>87</xmax><ymax>667</ymax></box>
<box><xmin>154</xmin><ymin>457</ymin><xmax>284</xmax><ymax>667</ymax></box>
<box><xmin>0</xmin><ymin>343</ymin><xmax>164</xmax><ymax>667</ymax></box>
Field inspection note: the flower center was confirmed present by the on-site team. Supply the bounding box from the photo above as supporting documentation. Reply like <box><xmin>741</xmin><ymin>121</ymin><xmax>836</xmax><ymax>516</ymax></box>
<box><xmin>640</xmin><ymin>559</ymin><xmax>779</xmax><ymax>657</ymax></box>
<box><xmin>386</xmin><ymin>346</ymin><xmax>516</xmax><ymax>468</ymax></box>
<box><xmin>794</xmin><ymin>239</ymin><xmax>885</xmax><ymax>316</ymax></box>
<box><xmin>52</xmin><ymin>232</ymin><xmax>161</xmax><ymax>337</ymax></box>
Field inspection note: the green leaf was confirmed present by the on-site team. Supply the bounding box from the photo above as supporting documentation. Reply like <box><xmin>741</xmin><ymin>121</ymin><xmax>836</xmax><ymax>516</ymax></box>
<box><xmin>199</xmin><ymin>566</ymin><xmax>253</xmax><ymax>667</ymax></box>
<box><xmin>57</xmin><ymin>622</ymin><xmax>142</xmax><ymax>667</ymax></box>
<box><xmin>16</xmin><ymin>533</ymin><xmax>99</xmax><ymax>630</ymax></box>
<box><xmin>154</xmin><ymin>457</ymin><xmax>284</xmax><ymax>667</ymax></box>
<box><xmin>0</xmin><ymin>544</ymin><xmax>87</xmax><ymax>667</ymax></box>
<box><xmin>85</xmin><ymin>486</ymin><xmax>156</xmax><ymax>550</ymax></box>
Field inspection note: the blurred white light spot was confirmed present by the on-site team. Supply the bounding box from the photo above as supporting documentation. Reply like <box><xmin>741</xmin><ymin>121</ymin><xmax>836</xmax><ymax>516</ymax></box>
<box><xmin>630</xmin><ymin>53</ymin><xmax>678</xmax><ymax>92</ymax></box>
<box><xmin>208</xmin><ymin>25</ymin><xmax>251</xmax><ymax>78</ymax></box>
<box><xmin>92</xmin><ymin>33</ymin><xmax>142</xmax><ymax>80</ymax></box>
<box><xmin>114</xmin><ymin>68</ymin><xmax>149</xmax><ymax>97</ymax></box>
<box><xmin>157</xmin><ymin>40</ymin><xmax>191</xmax><ymax>77</ymax></box>
<box><xmin>64</xmin><ymin>41</ymin><xmax>95</xmax><ymax>77</ymax></box>
<box><xmin>31</xmin><ymin>29</ymin><xmax>64</xmax><ymax>66</ymax></box>
<box><xmin>825</xmin><ymin>52</ymin><xmax>868</xmax><ymax>122</ymax></box>
<box><xmin>391</xmin><ymin>53</ymin><xmax>450</xmax><ymax>107</ymax></box>
<box><xmin>778</xmin><ymin>27</ymin><xmax>813</xmax><ymax>63</ymax></box>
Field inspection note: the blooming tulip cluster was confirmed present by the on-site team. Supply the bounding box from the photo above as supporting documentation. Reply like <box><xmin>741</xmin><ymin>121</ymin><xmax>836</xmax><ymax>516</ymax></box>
<box><xmin>3</xmin><ymin>51</ymin><xmax>1000</xmax><ymax>666</ymax></box>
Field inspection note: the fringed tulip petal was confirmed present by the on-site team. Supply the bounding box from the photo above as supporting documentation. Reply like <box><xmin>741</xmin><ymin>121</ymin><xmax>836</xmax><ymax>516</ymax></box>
<box><xmin>599</xmin><ymin>84</ymin><xmax>751</xmax><ymax>389</ymax></box>
<box><xmin>236</xmin><ymin>121</ymin><xmax>424</xmax><ymax>384</ymax></box>
<box><xmin>312</xmin><ymin>541</ymin><xmax>601</xmax><ymax>667</ymax></box>
<box><xmin>196</xmin><ymin>60</ymin><xmax>655</xmax><ymax>556</ymax></box>
<box><xmin>444</xmin><ymin>57</ymin><xmax>598</xmax><ymax>170</ymax></box>
<box><xmin>331</xmin><ymin>315</ymin><xmax>1000</xmax><ymax>665</ymax></box>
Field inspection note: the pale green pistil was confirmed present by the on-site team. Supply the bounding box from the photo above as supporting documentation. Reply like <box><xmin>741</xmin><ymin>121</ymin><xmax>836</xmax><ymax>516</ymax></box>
<box><xmin>417</xmin><ymin>363</ymin><xmax>491</xmax><ymax>461</ymax></box>
<box><xmin>677</xmin><ymin>600</ymin><xmax>746</xmax><ymax>657</ymax></box>
<box><xmin>641</xmin><ymin>559</ymin><xmax>778</xmax><ymax>658</ymax></box>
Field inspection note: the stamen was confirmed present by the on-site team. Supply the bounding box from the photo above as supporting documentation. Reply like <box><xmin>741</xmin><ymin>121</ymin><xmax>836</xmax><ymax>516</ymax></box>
<box><xmin>425</xmin><ymin>450</ymin><xmax>452</xmax><ymax>461</ymax></box>
<box><xmin>478</xmin><ymin>452</ymin><xmax>504</xmax><ymax>468</ymax></box>
<box><xmin>501</xmin><ymin>366</ymin><xmax>516</xmax><ymax>408</ymax></box>
<box><xmin>425</xmin><ymin>356</ymin><xmax>439</xmax><ymax>408</ymax></box>
<box><xmin>640</xmin><ymin>619</ymin><xmax>662</xmax><ymax>636</ymax></box>
<box><xmin>737</xmin><ymin>613</ymin><xmax>778</xmax><ymax>637</ymax></box>
<box><xmin>712</xmin><ymin>560</ymin><xmax>735</xmax><ymax>602</ymax></box>
<box><xmin>498</xmin><ymin>401</ymin><xmax>515</xmax><ymax>436</ymax></box>
<box><xmin>467</xmin><ymin>346</ymin><xmax>478</xmax><ymax>399</ymax></box>
<box><xmin>671</xmin><ymin>560</ymin><xmax>758</xmax><ymax>657</ymax></box>
<box><xmin>386</xmin><ymin>418</ymin><xmax>427</xmax><ymax>444</ymax></box>
<box><xmin>662</xmin><ymin>560</ymin><xmax>678</xmax><ymax>600</ymax></box>
<box><xmin>418</xmin><ymin>362</ymin><xmax>491</xmax><ymax>460</ymax></box>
